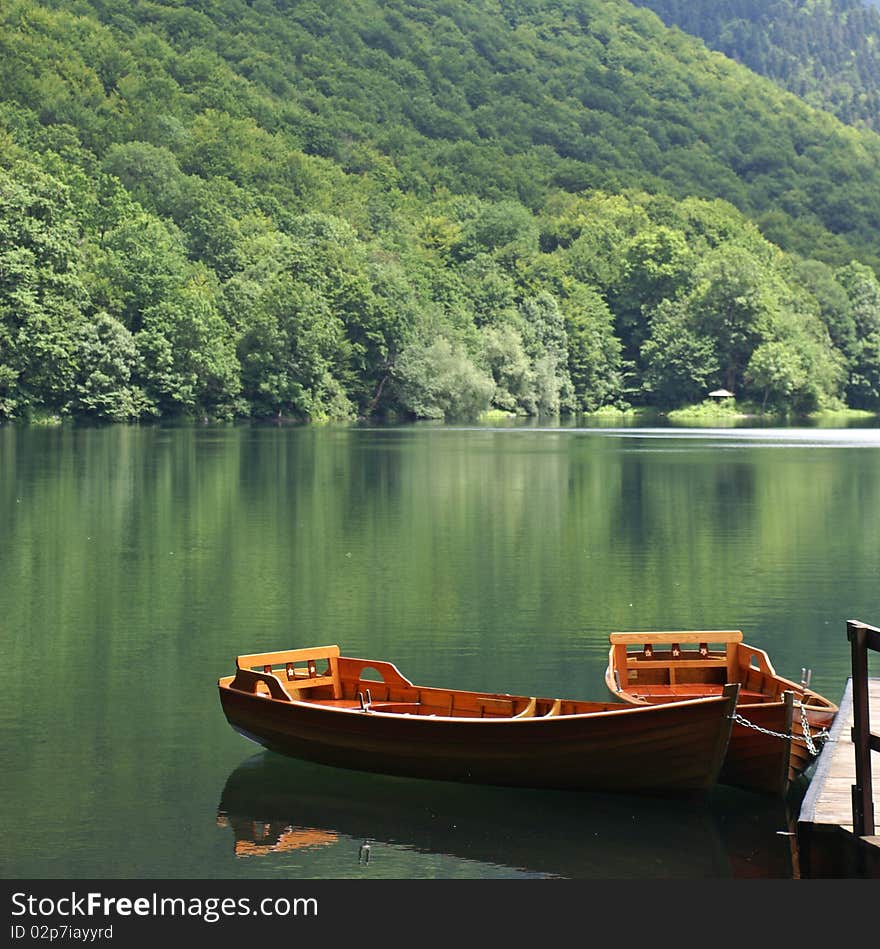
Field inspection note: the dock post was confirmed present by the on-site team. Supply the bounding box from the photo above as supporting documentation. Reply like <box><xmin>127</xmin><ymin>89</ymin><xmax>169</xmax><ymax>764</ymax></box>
<box><xmin>847</xmin><ymin>620</ymin><xmax>877</xmax><ymax>837</ymax></box>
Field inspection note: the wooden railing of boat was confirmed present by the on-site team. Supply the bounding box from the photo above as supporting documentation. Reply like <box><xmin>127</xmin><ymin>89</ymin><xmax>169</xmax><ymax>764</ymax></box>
<box><xmin>227</xmin><ymin>646</ymin><xmax>615</xmax><ymax>719</ymax></box>
<box><xmin>609</xmin><ymin>630</ymin><xmax>743</xmax><ymax>694</ymax></box>
<box><xmin>230</xmin><ymin>645</ymin><xmax>344</xmax><ymax>701</ymax></box>
<box><xmin>608</xmin><ymin>630</ymin><xmax>837</xmax><ymax>718</ymax></box>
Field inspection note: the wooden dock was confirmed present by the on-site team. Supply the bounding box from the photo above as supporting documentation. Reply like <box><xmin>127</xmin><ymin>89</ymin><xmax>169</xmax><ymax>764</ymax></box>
<box><xmin>797</xmin><ymin>676</ymin><xmax>880</xmax><ymax>878</ymax></box>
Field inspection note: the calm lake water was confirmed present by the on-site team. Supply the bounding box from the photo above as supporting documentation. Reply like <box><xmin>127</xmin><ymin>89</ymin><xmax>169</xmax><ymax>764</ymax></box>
<box><xmin>2</xmin><ymin>419</ymin><xmax>878</xmax><ymax>880</ymax></box>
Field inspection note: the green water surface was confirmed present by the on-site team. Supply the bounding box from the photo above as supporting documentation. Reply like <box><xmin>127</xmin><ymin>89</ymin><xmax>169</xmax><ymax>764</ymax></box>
<box><xmin>2</xmin><ymin>421</ymin><xmax>877</xmax><ymax>879</ymax></box>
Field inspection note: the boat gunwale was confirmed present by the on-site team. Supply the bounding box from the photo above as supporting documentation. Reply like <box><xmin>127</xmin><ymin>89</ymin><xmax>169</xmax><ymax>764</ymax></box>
<box><xmin>218</xmin><ymin>674</ymin><xmax>738</xmax><ymax>724</ymax></box>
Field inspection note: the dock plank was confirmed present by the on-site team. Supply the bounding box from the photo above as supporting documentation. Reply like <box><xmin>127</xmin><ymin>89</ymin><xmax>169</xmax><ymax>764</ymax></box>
<box><xmin>797</xmin><ymin>677</ymin><xmax>880</xmax><ymax>877</ymax></box>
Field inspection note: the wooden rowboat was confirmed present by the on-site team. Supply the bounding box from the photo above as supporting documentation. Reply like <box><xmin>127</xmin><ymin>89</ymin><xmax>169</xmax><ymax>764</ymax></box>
<box><xmin>604</xmin><ymin>630</ymin><xmax>838</xmax><ymax>796</ymax></box>
<box><xmin>218</xmin><ymin>645</ymin><xmax>741</xmax><ymax>795</ymax></box>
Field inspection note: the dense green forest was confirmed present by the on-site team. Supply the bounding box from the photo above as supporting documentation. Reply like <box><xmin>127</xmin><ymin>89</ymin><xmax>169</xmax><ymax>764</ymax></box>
<box><xmin>1</xmin><ymin>0</ymin><xmax>880</xmax><ymax>423</ymax></box>
<box><xmin>635</xmin><ymin>0</ymin><xmax>880</xmax><ymax>133</ymax></box>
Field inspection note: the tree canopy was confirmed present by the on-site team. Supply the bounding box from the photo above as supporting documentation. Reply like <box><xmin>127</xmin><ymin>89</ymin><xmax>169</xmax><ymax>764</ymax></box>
<box><xmin>1</xmin><ymin>0</ymin><xmax>879</xmax><ymax>422</ymax></box>
<box><xmin>635</xmin><ymin>0</ymin><xmax>880</xmax><ymax>133</ymax></box>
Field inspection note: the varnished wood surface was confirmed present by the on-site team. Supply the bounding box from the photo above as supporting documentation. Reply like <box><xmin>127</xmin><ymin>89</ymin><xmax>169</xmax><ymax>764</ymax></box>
<box><xmin>797</xmin><ymin>677</ymin><xmax>880</xmax><ymax>878</ymax></box>
<box><xmin>800</xmin><ymin>678</ymin><xmax>880</xmax><ymax>831</ymax></box>
<box><xmin>604</xmin><ymin>631</ymin><xmax>838</xmax><ymax>796</ymax></box>
<box><xmin>218</xmin><ymin>647</ymin><xmax>741</xmax><ymax>794</ymax></box>
<box><xmin>609</xmin><ymin>630</ymin><xmax>743</xmax><ymax>645</ymax></box>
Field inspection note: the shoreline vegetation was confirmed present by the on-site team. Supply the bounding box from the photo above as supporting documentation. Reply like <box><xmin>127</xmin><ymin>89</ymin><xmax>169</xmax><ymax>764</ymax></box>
<box><xmin>589</xmin><ymin>402</ymin><xmax>878</xmax><ymax>426</ymax></box>
<box><xmin>6</xmin><ymin>402</ymin><xmax>877</xmax><ymax>430</ymax></box>
<box><xmin>477</xmin><ymin>400</ymin><xmax>880</xmax><ymax>427</ymax></box>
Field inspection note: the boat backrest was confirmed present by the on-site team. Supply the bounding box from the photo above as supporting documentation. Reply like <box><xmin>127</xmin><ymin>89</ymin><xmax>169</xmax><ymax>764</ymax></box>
<box><xmin>235</xmin><ymin>645</ymin><xmax>342</xmax><ymax>699</ymax></box>
<box><xmin>610</xmin><ymin>631</ymin><xmax>744</xmax><ymax>685</ymax></box>
<box><xmin>609</xmin><ymin>630</ymin><xmax>743</xmax><ymax>646</ymax></box>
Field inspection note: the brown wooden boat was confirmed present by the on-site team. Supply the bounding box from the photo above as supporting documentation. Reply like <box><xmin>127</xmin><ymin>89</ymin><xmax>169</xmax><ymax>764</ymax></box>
<box><xmin>604</xmin><ymin>630</ymin><xmax>838</xmax><ymax>796</ymax></box>
<box><xmin>218</xmin><ymin>645</ymin><xmax>741</xmax><ymax>795</ymax></box>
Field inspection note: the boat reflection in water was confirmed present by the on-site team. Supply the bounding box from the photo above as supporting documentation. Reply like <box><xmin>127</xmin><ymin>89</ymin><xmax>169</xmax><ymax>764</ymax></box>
<box><xmin>217</xmin><ymin>753</ymin><xmax>802</xmax><ymax>878</ymax></box>
<box><xmin>215</xmin><ymin>818</ymin><xmax>338</xmax><ymax>859</ymax></box>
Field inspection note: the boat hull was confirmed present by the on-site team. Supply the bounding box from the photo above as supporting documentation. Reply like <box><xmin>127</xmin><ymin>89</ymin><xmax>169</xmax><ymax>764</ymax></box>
<box><xmin>721</xmin><ymin>701</ymin><xmax>793</xmax><ymax>796</ymax></box>
<box><xmin>789</xmin><ymin>707</ymin><xmax>838</xmax><ymax>784</ymax></box>
<box><xmin>218</xmin><ymin>684</ymin><xmax>737</xmax><ymax>794</ymax></box>
<box><xmin>721</xmin><ymin>703</ymin><xmax>837</xmax><ymax>795</ymax></box>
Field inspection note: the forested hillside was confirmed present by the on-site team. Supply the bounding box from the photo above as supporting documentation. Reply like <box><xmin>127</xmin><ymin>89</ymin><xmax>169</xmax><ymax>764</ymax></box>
<box><xmin>634</xmin><ymin>0</ymin><xmax>880</xmax><ymax>133</ymax></box>
<box><xmin>2</xmin><ymin>0</ymin><xmax>880</xmax><ymax>423</ymax></box>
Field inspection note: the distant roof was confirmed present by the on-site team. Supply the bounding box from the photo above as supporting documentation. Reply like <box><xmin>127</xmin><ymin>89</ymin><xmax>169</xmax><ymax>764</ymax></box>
<box><xmin>708</xmin><ymin>389</ymin><xmax>734</xmax><ymax>398</ymax></box>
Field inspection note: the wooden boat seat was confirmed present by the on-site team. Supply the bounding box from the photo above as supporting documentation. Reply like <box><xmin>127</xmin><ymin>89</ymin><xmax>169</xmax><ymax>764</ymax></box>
<box><xmin>544</xmin><ymin>699</ymin><xmax>562</xmax><ymax>717</ymax></box>
<box><xmin>629</xmin><ymin>684</ymin><xmax>768</xmax><ymax>703</ymax></box>
<box><xmin>232</xmin><ymin>645</ymin><xmax>343</xmax><ymax>701</ymax></box>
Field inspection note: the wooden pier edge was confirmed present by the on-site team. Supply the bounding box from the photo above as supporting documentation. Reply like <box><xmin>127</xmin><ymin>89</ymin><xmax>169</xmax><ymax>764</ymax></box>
<box><xmin>797</xmin><ymin>677</ymin><xmax>880</xmax><ymax>879</ymax></box>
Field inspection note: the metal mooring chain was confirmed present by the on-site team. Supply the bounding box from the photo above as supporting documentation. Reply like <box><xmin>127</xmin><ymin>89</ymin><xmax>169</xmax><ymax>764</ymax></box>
<box><xmin>730</xmin><ymin>711</ymin><xmax>792</xmax><ymax>741</ymax></box>
<box><xmin>799</xmin><ymin>700</ymin><xmax>830</xmax><ymax>757</ymax></box>
<box><xmin>730</xmin><ymin>700</ymin><xmax>829</xmax><ymax>758</ymax></box>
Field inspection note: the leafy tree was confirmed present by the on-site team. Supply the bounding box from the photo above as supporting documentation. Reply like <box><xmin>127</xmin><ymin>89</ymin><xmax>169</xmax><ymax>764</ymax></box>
<box><xmin>836</xmin><ymin>261</ymin><xmax>880</xmax><ymax>341</ymax></box>
<box><xmin>136</xmin><ymin>269</ymin><xmax>239</xmax><ymax>417</ymax></box>
<box><xmin>83</xmin><ymin>211</ymin><xmax>189</xmax><ymax>332</ymax></box>
<box><xmin>101</xmin><ymin>142</ymin><xmax>189</xmax><ymax>220</ymax></box>
<box><xmin>613</xmin><ymin>223</ymin><xmax>692</xmax><ymax>349</ymax></box>
<box><xmin>0</xmin><ymin>161</ymin><xmax>88</xmax><ymax>418</ymax></box>
<box><xmin>561</xmin><ymin>284</ymin><xmax>625</xmax><ymax>411</ymax></box>
<box><xmin>66</xmin><ymin>312</ymin><xmax>147</xmax><ymax>420</ymax></box>
<box><xmin>563</xmin><ymin>194</ymin><xmax>649</xmax><ymax>291</ymax></box>
<box><xmin>479</xmin><ymin>323</ymin><xmax>535</xmax><ymax>414</ymax></box>
<box><xmin>684</xmin><ymin>245</ymin><xmax>785</xmax><ymax>394</ymax></box>
<box><xmin>836</xmin><ymin>261</ymin><xmax>880</xmax><ymax>407</ymax></box>
<box><xmin>458</xmin><ymin>199</ymin><xmax>539</xmax><ymax>260</ymax></box>
<box><xmin>641</xmin><ymin>299</ymin><xmax>720</xmax><ymax>407</ymax></box>
<box><xmin>793</xmin><ymin>257</ymin><xmax>856</xmax><ymax>359</ymax></box>
<box><xmin>229</xmin><ymin>247</ymin><xmax>354</xmax><ymax>420</ymax></box>
<box><xmin>392</xmin><ymin>336</ymin><xmax>494</xmax><ymax>420</ymax></box>
<box><xmin>745</xmin><ymin>340</ymin><xmax>808</xmax><ymax>412</ymax></box>
<box><xmin>518</xmin><ymin>291</ymin><xmax>575</xmax><ymax>413</ymax></box>
<box><xmin>457</xmin><ymin>253</ymin><xmax>519</xmax><ymax>327</ymax></box>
